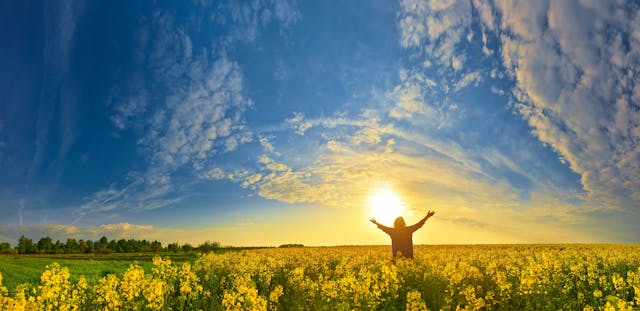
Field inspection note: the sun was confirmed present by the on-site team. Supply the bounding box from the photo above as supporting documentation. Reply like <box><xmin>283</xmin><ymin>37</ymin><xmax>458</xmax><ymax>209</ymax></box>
<box><xmin>369</xmin><ymin>188</ymin><xmax>406</xmax><ymax>225</ymax></box>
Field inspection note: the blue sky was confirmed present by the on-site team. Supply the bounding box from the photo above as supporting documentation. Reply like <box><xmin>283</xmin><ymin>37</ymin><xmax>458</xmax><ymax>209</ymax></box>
<box><xmin>1</xmin><ymin>0</ymin><xmax>640</xmax><ymax>245</ymax></box>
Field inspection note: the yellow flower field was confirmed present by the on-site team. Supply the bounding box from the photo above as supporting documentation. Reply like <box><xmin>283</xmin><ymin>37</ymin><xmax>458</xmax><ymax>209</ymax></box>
<box><xmin>1</xmin><ymin>245</ymin><xmax>640</xmax><ymax>310</ymax></box>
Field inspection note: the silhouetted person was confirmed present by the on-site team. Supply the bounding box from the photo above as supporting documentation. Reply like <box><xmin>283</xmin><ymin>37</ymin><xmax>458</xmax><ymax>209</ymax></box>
<box><xmin>370</xmin><ymin>210</ymin><xmax>435</xmax><ymax>259</ymax></box>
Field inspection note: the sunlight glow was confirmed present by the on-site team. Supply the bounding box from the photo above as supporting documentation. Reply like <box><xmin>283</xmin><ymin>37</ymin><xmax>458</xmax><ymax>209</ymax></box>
<box><xmin>369</xmin><ymin>188</ymin><xmax>406</xmax><ymax>225</ymax></box>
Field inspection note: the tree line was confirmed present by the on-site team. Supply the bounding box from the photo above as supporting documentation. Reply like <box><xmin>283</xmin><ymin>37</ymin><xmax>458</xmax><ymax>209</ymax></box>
<box><xmin>0</xmin><ymin>235</ymin><xmax>222</xmax><ymax>255</ymax></box>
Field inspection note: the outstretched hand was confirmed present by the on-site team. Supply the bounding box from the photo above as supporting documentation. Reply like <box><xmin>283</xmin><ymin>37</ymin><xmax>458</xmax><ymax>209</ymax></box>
<box><xmin>369</xmin><ymin>218</ymin><xmax>378</xmax><ymax>225</ymax></box>
<box><xmin>426</xmin><ymin>210</ymin><xmax>436</xmax><ymax>218</ymax></box>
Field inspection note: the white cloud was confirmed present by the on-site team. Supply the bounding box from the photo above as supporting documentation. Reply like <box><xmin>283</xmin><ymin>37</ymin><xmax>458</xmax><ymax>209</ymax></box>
<box><xmin>200</xmin><ymin>167</ymin><xmax>226</xmax><ymax>180</ymax></box>
<box><xmin>286</xmin><ymin>112</ymin><xmax>313</xmax><ymax>135</ymax></box>
<box><xmin>109</xmin><ymin>90</ymin><xmax>148</xmax><ymax>131</ymax></box>
<box><xmin>98</xmin><ymin>222</ymin><xmax>153</xmax><ymax>233</ymax></box>
<box><xmin>259</xmin><ymin>136</ymin><xmax>280</xmax><ymax>155</ymax></box>
<box><xmin>398</xmin><ymin>0</ymin><xmax>472</xmax><ymax>70</ymax></box>
<box><xmin>490</xmin><ymin>86</ymin><xmax>505</xmax><ymax>96</ymax></box>
<box><xmin>389</xmin><ymin>82</ymin><xmax>429</xmax><ymax>119</ymax></box>
<box><xmin>241</xmin><ymin>173</ymin><xmax>263</xmax><ymax>188</ymax></box>
<box><xmin>395</xmin><ymin>0</ymin><xmax>492</xmax><ymax>129</ymax></box>
<box><xmin>142</xmin><ymin>55</ymin><xmax>251</xmax><ymax>169</ymax></box>
<box><xmin>209</xmin><ymin>0</ymin><xmax>301</xmax><ymax>43</ymax></box>
<box><xmin>257</xmin><ymin>155</ymin><xmax>289</xmax><ymax>172</ymax></box>
<box><xmin>482</xmin><ymin>0</ymin><xmax>640</xmax><ymax>210</ymax></box>
<box><xmin>272</xmin><ymin>0</ymin><xmax>301</xmax><ymax>30</ymax></box>
<box><xmin>495</xmin><ymin>0</ymin><xmax>549</xmax><ymax>41</ymax></box>
<box><xmin>454</xmin><ymin>71</ymin><xmax>483</xmax><ymax>92</ymax></box>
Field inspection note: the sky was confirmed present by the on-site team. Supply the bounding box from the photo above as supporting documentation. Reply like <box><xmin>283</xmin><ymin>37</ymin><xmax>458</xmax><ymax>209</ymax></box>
<box><xmin>1</xmin><ymin>0</ymin><xmax>640</xmax><ymax>246</ymax></box>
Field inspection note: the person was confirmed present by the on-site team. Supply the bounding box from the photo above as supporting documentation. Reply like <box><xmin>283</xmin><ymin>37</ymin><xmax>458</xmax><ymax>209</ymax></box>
<box><xmin>370</xmin><ymin>210</ymin><xmax>436</xmax><ymax>259</ymax></box>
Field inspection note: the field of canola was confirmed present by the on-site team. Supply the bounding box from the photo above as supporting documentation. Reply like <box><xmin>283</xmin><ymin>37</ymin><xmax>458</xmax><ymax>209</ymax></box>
<box><xmin>1</xmin><ymin>244</ymin><xmax>640</xmax><ymax>310</ymax></box>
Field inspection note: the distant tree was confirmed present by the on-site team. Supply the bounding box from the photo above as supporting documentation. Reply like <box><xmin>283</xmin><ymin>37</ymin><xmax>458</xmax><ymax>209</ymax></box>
<box><xmin>93</xmin><ymin>237</ymin><xmax>112</xmax><ymax>254</ymax></box>
<box><xmin>181</xmin><ymin>243</ymin><xmax>193</xmax><ymax>252</ymax></box>
<box><xmin>167</xmin><ymin>243</ymin><xmax>180</xmax><ymax>252</ymax></box>
<box><xmin>150</xmin><ymin>240</ymin><xmax>162</xmax><ymax>252</ymax></box>
<box><xmin>10</xmin><ymin>235</ymin><xmax>226</xmax><ymax>255</ymax></box>
<box><xmin>37</xmin><ymin>236</ymin><xmax>54</xmax><ymax>254</ymax></box>
<box><xmin>54</xmin><ymin>240</ymin><xmax>64</xmax><ymax>253</ymax></box>
<box><xmin>96</xmin><ymin>236</ymin><xmax>108</xmax><ymax>252</ymax></box>
<box><xmin>86</xmin><ymin>240</ymin><xmax>94</xmax><ymax>253</ymax></box>
<box><xmin>198</xmin><ymin>241</ymin><xmax>220</xmax><ymax>253</ymax></box>
<box><xmin>0</xmin><ymin>242</ymin><xmax>13</xmax><ymax>254</ymax></box>
<box><xmin>79</xmin><ymin>240</ymin><xmax>88</xmax><ymax>253</ymax></box>
<box><xmin>137</xmin><ymin>239</ymin><xmax>148</xmax><ymax>252</ymax></box>
<box><xmin>117</xmin><ymin>239</ymin><xmax>128</xmax><ymax>253</ymax></box>
<box><xmin>16</xmin><ymin>235</ymin><xmax>36</xmax><ymax>254</ymax></box>
<box><xmin>66</xmin><ymin>238</ymin><xmax>79</xmax><ymax>253</ymax></box>
<box><xmin>127</xmin><ymin>238</ymin><xmax>136</xmax><ymax>252</ymax></box>
<box><xmin>108</xmin><ymin>240</ymin><xmax>118</xmax><ymax>252</ymax></box>
<box><xmin>278</xmin><ymin>243</ymin><xmax>304</xmax><ymax>248</ymax></box>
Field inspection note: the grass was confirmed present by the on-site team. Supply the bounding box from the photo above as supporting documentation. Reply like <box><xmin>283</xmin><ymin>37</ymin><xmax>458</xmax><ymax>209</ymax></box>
<box><xmin>0</xmin><ymin>252</ymin><xmax>198</xmax><ymax>292</ymax></box>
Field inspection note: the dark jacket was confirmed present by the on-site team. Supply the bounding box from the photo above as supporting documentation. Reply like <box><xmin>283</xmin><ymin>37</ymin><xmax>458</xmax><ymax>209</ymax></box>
<box><xmin>376</xmin><ymin>217</ymin><xmax>427</xmax><ymax>258</ymax></box>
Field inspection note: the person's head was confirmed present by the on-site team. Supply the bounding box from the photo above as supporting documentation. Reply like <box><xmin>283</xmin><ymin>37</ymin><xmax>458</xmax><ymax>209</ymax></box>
<box><xmin>394</xmin><ymin>217</ymin><xmax>406</xmax><ymax>228</ymax></box>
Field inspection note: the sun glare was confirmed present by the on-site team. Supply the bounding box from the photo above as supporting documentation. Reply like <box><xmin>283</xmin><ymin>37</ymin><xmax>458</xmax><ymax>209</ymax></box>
<box><xmin>369</xmin><ymin>188</ymin><xmax>405</xmax><ymax>225</ymax></box>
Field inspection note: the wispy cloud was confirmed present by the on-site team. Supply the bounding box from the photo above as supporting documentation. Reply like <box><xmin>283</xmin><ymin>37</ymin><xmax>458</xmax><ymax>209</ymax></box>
<box><xmin>286</xmin><ymin>112</ymin><xmax>312</xmax><ymax>135</ymax></box>
<box><xmin>80</xmin><ymin>1</ymin><xmax>301</xmax><ymax>216</ymax></box>
<box><xmin>78</xmin><ymin>171</ymin><xmax>182</xmax><ymax>215</ymax></box>
<box><xmin>208</xmin><ymin>0</ymin><xmax>301</xmax><ymax>44</ymax></box>
<box><xmin>454</xmin><ymin>71</ymin><xmax>483</xmax><ymax>92</ymax></box>
<box><xmin>108</xmin><ymin>88</ymin><xmax>148</xmax><ymax>131</ymax></box>
<box><xmin>398</xmin><ymin>0</ymin><xmax>472</xmax><ymax>70</ymax></box>
<box><xmin>259</xmin><ymin>136</ymin><xmax>280</xmax><ymax>156</ymax></box>
<box><xmin>32</xmin><ymin>1</ymin><xmax>84</xmax><ymax>172</ymax></box>
<box><xmin>21</xmin><ymin>1</ymin><xmax>85</xmax><ymax>225</ymax></box>
<box><xmin>80</xmin><ymin>52</ymin><xmax>247</xmax><ymax>215</ymax></box>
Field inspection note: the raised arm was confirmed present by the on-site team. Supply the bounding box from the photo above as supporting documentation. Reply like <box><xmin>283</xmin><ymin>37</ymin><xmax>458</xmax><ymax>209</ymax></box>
<box><xmin>408</xmin><ymin>210</ymin><xmax>436</xmax><ymax>232</ymax></box>
<box><xmin>370</xmin><ymin>218</ymin><xmax>393</xmax><ymax>235</ymax></box>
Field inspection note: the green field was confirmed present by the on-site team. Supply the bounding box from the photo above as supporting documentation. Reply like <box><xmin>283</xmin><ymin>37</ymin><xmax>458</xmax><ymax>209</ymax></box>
<box><xmin>0</xmin><ymin>252</ymin><xmax>197</xmax><ymax>292</ymax></box>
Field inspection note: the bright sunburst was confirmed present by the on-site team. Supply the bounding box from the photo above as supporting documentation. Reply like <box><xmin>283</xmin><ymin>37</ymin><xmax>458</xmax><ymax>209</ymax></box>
<box><xmin>369</xmin><ymin>188</ymin><xmax>406</xmax><ymax>225</ymax></box>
